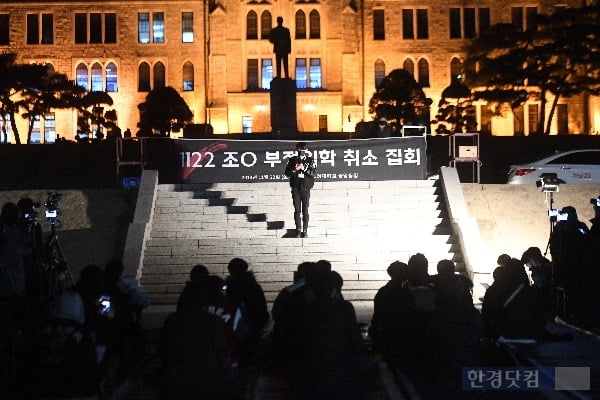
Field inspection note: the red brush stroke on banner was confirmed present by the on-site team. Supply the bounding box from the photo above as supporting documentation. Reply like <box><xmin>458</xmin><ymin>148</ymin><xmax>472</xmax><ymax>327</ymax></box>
<box><xmin>180</xmin><ymin>142</ymin><xmax>229</xmax><ymax>180</ymax></box>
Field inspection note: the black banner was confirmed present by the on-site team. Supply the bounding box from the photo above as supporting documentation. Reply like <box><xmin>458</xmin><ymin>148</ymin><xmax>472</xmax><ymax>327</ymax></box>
<box><xmin>175</xmin><ymin>137</ymin><xmax>427</xmax><ymax>183</ymax></box>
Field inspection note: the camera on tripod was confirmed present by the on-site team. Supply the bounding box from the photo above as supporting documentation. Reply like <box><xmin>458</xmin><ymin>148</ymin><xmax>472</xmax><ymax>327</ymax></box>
<box><xmin>548</xmin><ymin>208</ymin><xmax>568</xmax><ymax>222</ymax></box>
<box><xmin>536</xmin><ymin>173</ymin><xmax>561</xmax><ymax>193</ymax></box>
<box><xmin>44</xmin><ymin>192</ymin><xmax>63</xmax><ymax>219</ymax></box>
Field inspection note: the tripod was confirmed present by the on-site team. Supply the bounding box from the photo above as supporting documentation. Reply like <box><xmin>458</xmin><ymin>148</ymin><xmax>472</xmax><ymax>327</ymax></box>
<box><xmin>43</xmin><ymin>213</ymin><xmax>73</xmax><ymax>308</ymax></box>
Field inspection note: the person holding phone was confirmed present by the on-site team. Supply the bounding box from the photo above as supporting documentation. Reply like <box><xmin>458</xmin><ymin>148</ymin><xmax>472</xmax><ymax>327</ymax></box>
<box><xmin>285</xmin><ymin>142</ymin><xmax>316</xmax><ymax>238</ymax></box>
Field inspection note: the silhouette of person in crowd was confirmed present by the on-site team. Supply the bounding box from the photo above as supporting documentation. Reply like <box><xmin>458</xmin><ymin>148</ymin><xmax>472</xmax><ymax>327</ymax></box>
<box><xmin>482</xmin><ymin>257</ymin><xmax>545</xmax><ymax>340</ymax></box>
<box><xmin>285</xmin><ymin>142</ymin><xmax>316</xmax><ymax>237</ymax></box>
<box><xmin>269</xmin><ymin>17</ymin><xmax>291</xmax><ymax>79</ymax></box>
<box><xmin>225</xmin><ymin>258</ymin><xmax>269</xmax><ymax>341</ymax></box>
<box><xmin>293</xmin><ymin>263</ymin><xmax>365</xmax><ymax>400</ymax></box>
<box><xmin>369</xmin><ymin>261</ymin><xmax>407</xmax><ymax>358</ymax></box>
<box><xmin>549</xmin><ymin>206</ymin><xmax>589</xmax><ymax>309</ymax></box>
<box><xmin>521</xmin><ymin>247</ymin><xmax>552</xmax><ymax>298</ymax></box>
<box><xmin>160</xmin><ymin>290</ymin><xmax>233</xmax><ymax>400</ymax></box>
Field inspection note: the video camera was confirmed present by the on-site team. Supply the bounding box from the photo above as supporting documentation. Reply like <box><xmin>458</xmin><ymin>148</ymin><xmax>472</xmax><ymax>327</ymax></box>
<box><xmin>548</xmin><ymin>208</ymin><xmax>568</xmax><ymax>222</ymax></box>
<box><xmin>44</xmin><ymin>192</ymin><xmax>63</xmax><ymax>219</ymax></box>
<box><xmin>536</xmin><ymin>173</ymin><xmax>560</xmax><ymax>193</ymax></box>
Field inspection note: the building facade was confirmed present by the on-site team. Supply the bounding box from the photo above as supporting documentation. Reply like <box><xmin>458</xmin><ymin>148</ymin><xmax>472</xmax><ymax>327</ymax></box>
<box><xmin>0</xmin><ymin>0</ymin><xmax>597</xmax><ymax>141</ymax></box>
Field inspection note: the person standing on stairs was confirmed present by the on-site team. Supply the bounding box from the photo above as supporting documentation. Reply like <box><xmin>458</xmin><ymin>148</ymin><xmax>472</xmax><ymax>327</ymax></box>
<box><xmin>285</xmin><ymin>142</ymin><xmax>316</xmax><ymax>238</ymax></box>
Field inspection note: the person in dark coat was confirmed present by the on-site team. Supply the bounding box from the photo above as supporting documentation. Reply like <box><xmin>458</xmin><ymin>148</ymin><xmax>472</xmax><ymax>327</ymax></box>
<box><xmin>369</xmin><ymin>261</ymin><xmax>407</xmax><ymax>358</ymax></box>
<box><xmin>284</xmin><ymin>142</ymin><xmax>316</xmax><ymax>238</ymax></box>
<box><xmin>294</xmin><ymin>269</ymin><xmax>365</xmax><ymax>400</ymax></box>
<box><xmin>159</xmin><ymin>298</ymin><xmax>233</xmax><ymax>400</ymax></box>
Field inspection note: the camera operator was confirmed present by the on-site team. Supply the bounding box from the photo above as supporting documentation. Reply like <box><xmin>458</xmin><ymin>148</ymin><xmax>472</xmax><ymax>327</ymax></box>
<box><xmin>549</xmin><ymin>206</ymin><xmax>589</xmax><ymax>312</ymax></box>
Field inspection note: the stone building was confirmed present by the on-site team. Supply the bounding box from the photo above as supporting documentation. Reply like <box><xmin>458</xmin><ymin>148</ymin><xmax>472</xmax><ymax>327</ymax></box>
<box><xmin>0</xmin><ymin>0</ymin><xmax>597</xmax><ymax>141</ymax></box>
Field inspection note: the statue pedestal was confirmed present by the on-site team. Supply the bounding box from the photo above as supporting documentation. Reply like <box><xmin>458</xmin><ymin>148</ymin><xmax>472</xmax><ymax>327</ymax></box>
<box><xmin>270</xmin><ymin>78</ymin><xmax>297</xmax><ymax>136</ymax></box>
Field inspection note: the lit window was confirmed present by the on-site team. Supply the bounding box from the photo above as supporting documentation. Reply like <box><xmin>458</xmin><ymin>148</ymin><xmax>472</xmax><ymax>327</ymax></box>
<box><xmin>44</xmin><ymin>113</ymin><xmax>56</xmax><ymax>143</ymax></box>
<box><xmin>76</xmin><ymin>63</ymin><xmax>89</xmax><ymax>90</ymax></box>
<box><xmin>0</xmin><ymin>114</ymin><xmax>13</xmax><ymax>144</ymax></box>
<box><xmin>31</xmin><ymin>115</ymin><xmax>41</xmax><ymax>143</ymax></box>
<box><xmin>153</xmin><ymin>12</ymin><xmax>164</xmax><ymax>43</ymax></box>
<box><xmin>242</xmin><ymin>116</ymin><xmax>252</xmax><ymax>134</ymax></box>
<box><xmin>309</xmin><ymin>58</ymin><xmax>321</xmax><ymax>88</ymax></box>
<box><xmin>106</xmin><ymin>62</ymin><xmax>118</xmax><ymax>92</ymax></box>
<box><xmin>91</xmin><ymin>62</ymin><xmax>103</xmax><ymax>91</ymax></box>
<box><xmin>261</xmin><ymin>59</ymin><xmax>273</xmax><ymax>89</ymax></box>
<box><xmin>138</xmin><ymin>13</ymin><xmax>150</xmax><ymax>43</ymax></box>
<box><xmin>295</xmin><ymin>58</ymin><xmax>307</xmax><ymax>89</ymax></box>
<box><xmin>183</xmin><ymin>62</ymin><xmax>194</xmax><ymax>91</ymax></box>
<box><xmin>182</xmin><ymin>12</ymin><xmax>193</xmax><ymax>43</ymax></box>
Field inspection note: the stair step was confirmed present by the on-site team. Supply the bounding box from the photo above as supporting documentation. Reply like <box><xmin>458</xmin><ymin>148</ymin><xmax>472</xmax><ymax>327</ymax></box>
<box><xmin>141</xmin><ymin>179</ymin><xmax>461</xmax><ymax>309</ymax></box>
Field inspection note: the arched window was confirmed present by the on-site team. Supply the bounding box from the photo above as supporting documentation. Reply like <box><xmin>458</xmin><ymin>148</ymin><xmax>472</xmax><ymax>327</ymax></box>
<box><xmin>91</xmin><ymin>62</ymin><xmax>103</xmax><ymax>91</ymax></box>
<box><xmin>138</xmin><ymin>62</ymin><xmax>150</xmax><ymax>92</ymax></box>
<box><xmin>374</xmin><ymin>59</ymin><xmax>385</xmax><ymax>87</ymax></box>
<box><xmin>247</xmin><ymin>11</ymin><xmax>258</xmax><ymax>39</ymax></box>
<box><xmin>106</xmin><ymin>62</ymin><xmax>118</xmax><ymax>92</ymax></box>
<box><xmin>295</xmin><ymin>10</ymin><xmax>306</xmax><ymax>39</ymax></box>
<box><xmin>183</xmin><ymin>62</ymin><xmax>194</xmax><ymax>91</ymax></box>
<box><xmin>260</xmin><ymin>11</ymin><xmax>272</xmax><ymax>39</ymax></box>
<box><xmin>153</xmin><ymin>62</ymin><xmax>165</xmax><ymax>89</ymax></box>
<box><xmin>403</xmin><ymin>58</ymin><xmax>414</xmax><ymax>77</ymax></box>
<box><xmin>76</xmin><ymin>63</ymin><xmax>88</xmax><ymax>90</ymax></box>
<box><xmin>418</xmin><ymin>58</ymin><xmax>430</xmax><ymax>87</ymax></box>
<box><xmin>309</xmin><ymin>10</ymin><xmax>320</xmax><ymax>39</ymax></box>
<box><xmin>450</xmin><ymin>57</ymin><xmax>463</xmax><ymax>81</ymax></box>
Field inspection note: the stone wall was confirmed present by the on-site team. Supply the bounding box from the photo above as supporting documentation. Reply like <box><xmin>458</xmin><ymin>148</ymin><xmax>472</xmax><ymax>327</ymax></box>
<box><xmin>462</xmin><ymin>183</ymin><xmax>600</xmax><ymax>269</ymax></box>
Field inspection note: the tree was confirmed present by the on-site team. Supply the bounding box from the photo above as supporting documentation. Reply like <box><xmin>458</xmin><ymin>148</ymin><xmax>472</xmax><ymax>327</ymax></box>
<box><xmin>19</xmin><ymin>65</ymin><xmax>85</xmax><ymax>143</ymax></box>
<box><xmin>137</xmin><ymin>86</ymin><xmax>193</xmax><ymax>136</ymax></box>
<box><xmin>434</xmin><ymin>78</ymin><xmax>477</xmax><ymax>134</ymax></box>
<box><xmin>368</xmin><ymin>69</ymin><xmax>432</xmax><ymax>133</ymax></box>
<box><xmin>0</xmin><ymin>53</ymin><xmax>84</xmax><ymax>144</ymax></box>
<box><xmin>465</xmin><ymin>5</ymin><xmax>600</xmax><ymax>135</ymax></box>
<box><xmin>77</xmin><ymin>91</ymin><xmax>116</xmax><ymax>140</ymax></box>
<box><xmin>0</xmin><ymin>53</ymin><xmax>26</xmax><ymax>144</ymax></box>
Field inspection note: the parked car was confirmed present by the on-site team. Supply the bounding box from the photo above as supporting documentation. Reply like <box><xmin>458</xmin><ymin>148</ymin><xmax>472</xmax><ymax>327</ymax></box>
<box><xmin>507</xmin><ymin>149</ymin><xmax>600</xmax><ymax>184</ymax></box>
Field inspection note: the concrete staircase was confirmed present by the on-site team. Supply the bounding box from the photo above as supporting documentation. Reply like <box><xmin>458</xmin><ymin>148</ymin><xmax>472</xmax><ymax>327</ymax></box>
<box><xmin>139</xmin><ymin>180</ymin><xmax>463</xmax><ymax>320</ymax></box>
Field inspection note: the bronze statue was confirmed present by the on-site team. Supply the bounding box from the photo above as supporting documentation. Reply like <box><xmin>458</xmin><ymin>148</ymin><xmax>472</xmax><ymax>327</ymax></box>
<box><xmin>269</xmin><ymin>17</ymin><xmax>291</xmax><ymax>79</ymax></box>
